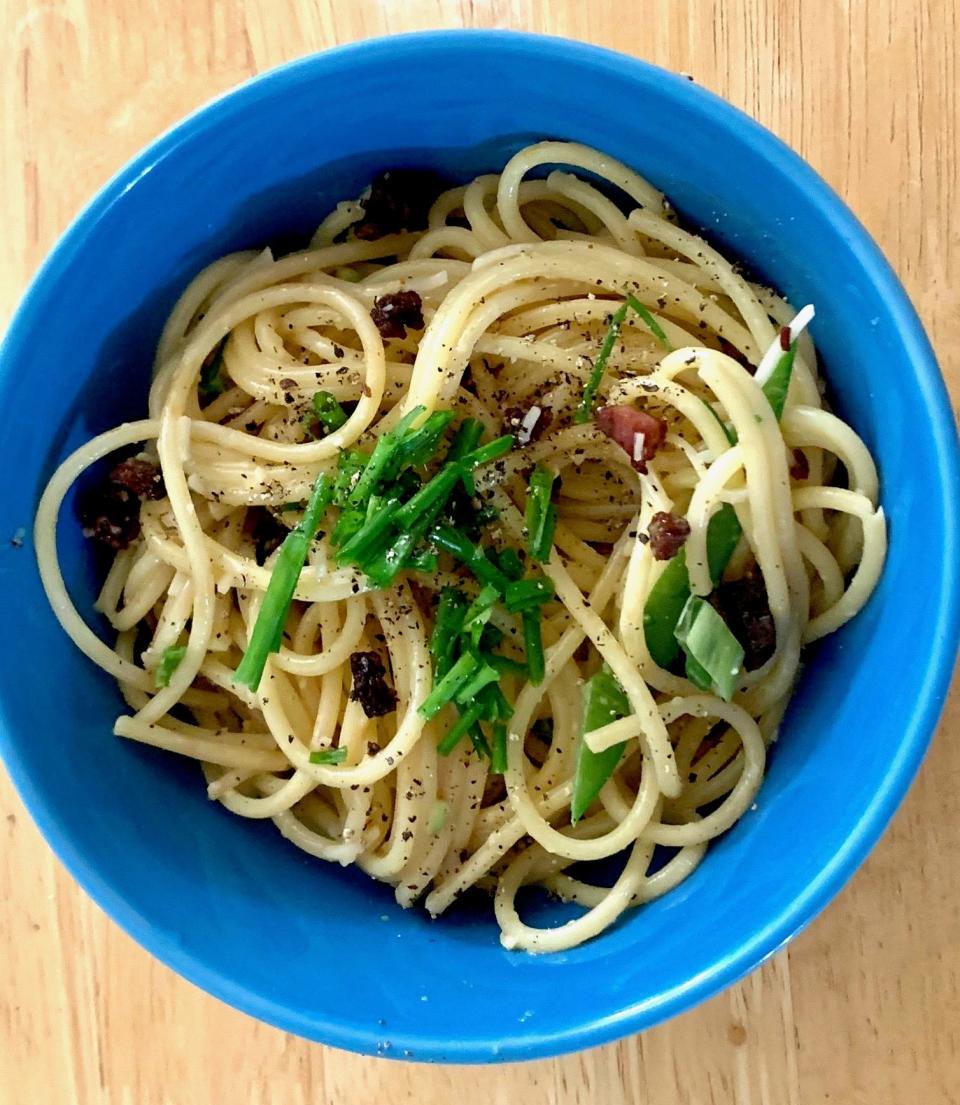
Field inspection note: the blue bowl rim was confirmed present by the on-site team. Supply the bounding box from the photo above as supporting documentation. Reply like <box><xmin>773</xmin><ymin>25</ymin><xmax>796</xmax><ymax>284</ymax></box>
<box><xmin>1</xmin><ymin>29</ymin><xmax>958</xmax><ymax>1063</ymax></box>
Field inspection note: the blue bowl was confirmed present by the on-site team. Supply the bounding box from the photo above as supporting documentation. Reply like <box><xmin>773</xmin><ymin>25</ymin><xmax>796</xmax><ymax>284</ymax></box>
<box><xmin>1</xmin><ymin>31</ymin><xmax>957</xmax><ymax>1062</ymax></box>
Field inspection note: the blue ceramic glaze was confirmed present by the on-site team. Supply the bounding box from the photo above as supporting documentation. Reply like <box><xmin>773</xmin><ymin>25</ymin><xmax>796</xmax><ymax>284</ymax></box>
<box><xmin>0</xmin><ymin>32</ymin><xmax>957</xmax><ymax>1062</ymax></box>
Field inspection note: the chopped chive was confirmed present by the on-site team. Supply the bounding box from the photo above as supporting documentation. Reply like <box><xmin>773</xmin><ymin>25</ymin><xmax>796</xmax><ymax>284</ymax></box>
<box><xmin>526</xmin><ymin>464</ymin><xmax>557</xmax><ymax>563</ymax></box>
<box><xmin>522</xmin><ymin>610</ymin><xmax>545</xmax><ymax>685</ymax></box>
<box><xmin>454</xmin><ymin>662</ymin><xmax>500</xmax><ymax>704</ymax></box>
<box><xmin>490</xmin><ymin>722</ymin><xmax>508</xmax><ymax>774</ymax></box>
<box><xmin>311</xmin><ymin>390</ymin><xmax>348</xmax><ymax>433</ymax></box>
<box><xmin>571</xmin><ymin>666</ymin><xmax>630</xmax><ymax>823</ymax></box>
<box><xmin>234</xmin><ymin>473</ymin><xmax>332</xmax><ymax>692</ymax></box>
<box><xmin>701</xmin><ymin>397</ymin><xmax>738</xmax><ymax>445</ymax></box>
<box><xmin>155</xmin><ymin>644</ymin><xmax>187</xmax><ymax>688</ymax></box>
<box><xmin>394</xmin><ymin>464</ymin><xmax>463</xmax><ymax>530</ymax></box>
<box><xmin>403</xmin><ymin>549</ymin><xmax>438</xmax><ymax>573</ymax></box>
<box><xmin>445</xmin><ymin>418</ymin><xmax>484</xmax><ymax>463</ymax></box>
<box><xmin>468</xmin><ymin>723</ymin><xmax>492</xmax><ymax>758</ymax></box>
<box><xmin>429</xmin><ymin>589</ymin><xmax>468</xmax><ymax>679</ymax></box>
<box><xmin>335</xmin><ymin>498</ymin><xmax>401</xmax><ymax>566</ymax></box>
<box><xmin>347</xmin><ymin>406</ymin><xmax>424</xmax><ymax>508</ymax></box>
<box><xmin>459</xmin><ymin>435</ymin><xmax>515</xmax><ymax>468</ymax></box>
<box><xmin>674</xmin><ymin>594</ymin><xmax>745</xmax><ymax>701</ymax></box>
<box><xmin>309</xmin><ymin>746</ymin><xmax>348</xmax><ymax>765</ymax></box>
<box><xmin>504</xmin><ymin>576</ymin><xmax>555</xmax><ymax>613</ymax></box>
<box><xmin>332</xmin><ymin>450</ymin><xmax>367</xmax><ymax>506</ymax></box>
<box><xmin>761</xmin><ymin>341</ymin><xmax>797</xmax><ymax>420</ymax></box>
<box><xmin>495</xmin><ymin>547</ymin><xmax>525</xmax><ymax>581</ymax></box>
<box><xmin>387</xmin><ymin>409</ymin><xmax>456</xmax><ymax>477</ymax></box>
<box><xmin>437</xmin><ymin>699</ymin><xmax>485</xmax><ymax>755</ymax></box>
<box><xmin>419</xmin><ymin>652</ymin><xmax>480</xmax><ymax>719</ymax></box>
<box><xmin>428</xmin><ymin>526</ymin><xmax>510</xmax><ymax>591</ymax></box>
<box><xmin>480</xmin><ymin>682</ymin><xmax>514</xmax><ymax>719</ymax></box>
<box><xmin>485</xmin><ymin>652</ymin><xmax>526</xmax><ymax>678</ymax></box>
<box><xmin>199</xmin><ymin>340</ymin><xmax>227</xmax><ymax>404</ymax></box>
<box><xmin>462</xmin><ymin>583</ymin><xmax>500</xmax><ymax>647</ymax></box>
<box><xmin>574</xmin><ymin>300</ymin><xmax>631</xmax><ymax>423</ymax></box>
<box><xmin>625</xmin><ymin>292</ymin><xmax>673</xmax><ymax>351</ymax></box>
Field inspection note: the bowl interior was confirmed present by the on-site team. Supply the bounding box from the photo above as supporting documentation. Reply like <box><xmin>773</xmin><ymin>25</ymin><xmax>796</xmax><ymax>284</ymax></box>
<box><xmin>0</xmin><ymin>32</ymin><xmax>956</xmax><ymax>1062</ymax></box>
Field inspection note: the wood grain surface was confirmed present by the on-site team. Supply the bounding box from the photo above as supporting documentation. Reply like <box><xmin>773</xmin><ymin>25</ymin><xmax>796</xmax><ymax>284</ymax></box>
<box><xmin>1</xmin><ymin>2</ymin><xmax>957</xmax><ymax>1102</ymax></box>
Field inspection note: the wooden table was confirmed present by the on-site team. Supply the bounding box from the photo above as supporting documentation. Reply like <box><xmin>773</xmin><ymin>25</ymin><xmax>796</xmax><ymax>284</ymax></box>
<box><xmin>2</xmin><ymin>2</ymin><xmax>957</xmax><ymax>1102</ymax></box>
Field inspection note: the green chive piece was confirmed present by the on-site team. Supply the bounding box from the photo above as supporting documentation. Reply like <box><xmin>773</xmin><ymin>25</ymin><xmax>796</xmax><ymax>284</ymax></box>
<box><xmin>199</xmin><ymin>340</ymin><xmax>227</xmax><ymax>404</ymax></box>
<box><xmin>459</xmin><ymin>435</ymin><xmax>515</xmax><ymax>468</ymax></box>
<box><xmin>446</xmin><ymin>419</ymin><xmax>484</xmax><ymax>463</ymax></box>
<box><xmin>347</xmin><ymin>406</ymin><xmax>424</xmax><ymax>508</ymax></box>
<box><xmin>311</xmin><ymin>390</ymin><xmax>348</xmax><ymax>433</ymax></box>
<box><xmin>574</xmin><ymin>300</ymin><xmax>631</xmax><ymax>424</ymax></box>
<box><xmin>761</xmin><ymin>341</ymin><xmax>797</xmax><ymax>420</ymax></box>
<box><xmin>674</xmin><ymin>594</ymin><xmax>745</xmax><ymax>701</ymax></box>
<box><xmin>437</xmin><ymin>699</ymin><xmax>485</xmax><ymax>755</ymax></box>
<box><xmin>403</xmin><ymin>549</ymin><xmax>438</xmax><ymax>573</ymax></box>
<box><xmin>386</xmin><ymin>409</ymin><xmax>456</xmax><ymax>478</ymax></box>
<box><xmin>504</xmin><ymin>576</ymin><xmax>555</xmax><ymax>613</ymax></box>
<box><xmin>625</xmin><ymin>293</ymin><xmax>673</xmax><ymax>351</ymax></box>
<box><xmin>155</xmin><ymin>644</ymin><xmax>187</xmax><ymax>688</ymax></box>
<box><xmin>490</xmin><ymin>722</ymin><xmax>508</xmax><ymax>774</ymax></box>
<box><xmin>469</xmin><ymin>723</ymin><xmax>492</xmax><ymax>758</ymax></box>
<box><xmin>701</xmin><ymin>397</ymin><xmax>738</xmax><ymax>446</ymax></box>
<box><xmin>571</xmin><ymin>666</ymin><xmax>631</xmax><ymax>823</ymax></box>
<box><xmin>526</xmin><ymin>464</ymin><xmax>557</xmax><ymax>563</ymax></box>
<box><xmin>428</xmin><ymin>526</ymin><xmax>510</xmax><ymax>592</ymax></box>
<box><xmin>522</xmin><ymin>610</ymin><xmax>545</xmax><ymax>685</ymax></box>
<box><xmin>335</xmin><ymin>498</ymin><xmax>401</xmax><ymax>566</ymax></box>
<box><xmin>394</xmin><ymin>464</ymin><xmax>463</xmax><ymax>530</ymax></box>
<box><xmin>496</xmin><ymin>547</ymin><xmax>525</xmax><ymax>581</ymax></box>
<box><xmin>429</xmin><ymin>589</ymin><xmax>468</xmax><ymax>679</ymax></box>
<box><xmin>462</xmin><ymin>583</ymin><xmax>500</xmax><ymax>648</ymax></box>
<box><xmin>485</xmin><ymin>652</ymin><xmax>527</xmax><ymax>678</ymax></box>
<box><xmin>234</xmin><ymin>473</ymin><xmax>332</xmax><ymax>692</ymax></box>
<box><xmin>454</xmin><ymin>662</ymin><xmax>500</xmax><ymax>704</ymax></box>
<box><xmin>643</xmin><ymin>504</ymin><xmax>743</xmax><ymax>668</ymax></box>
<box><xmin>419</xmin><ymin>652</ymin><xmax>480</xmax><ymax>719</ymax></box>
<box><xmin>309</xmin><ymin>747</ymin><xmax>347</xmax><ymax>765</ymax></box>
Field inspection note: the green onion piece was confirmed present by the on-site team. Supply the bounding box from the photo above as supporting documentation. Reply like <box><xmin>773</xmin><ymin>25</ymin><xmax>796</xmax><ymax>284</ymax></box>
<box><xmin>446</xmin><ymin>419</ymin><xmax>484</xmax><ymax>463</ymax></box>
<box><xmin>642</xmin><ymin>504</ymin><xmax>743</xmax><ymax>668</ymax></box>
<box><xmin>234</xmin><ymin>473</ymin><xmax>332</xmax><ymax>692</ymax></box>
<box><xmin>335</xmin><ymin>498</ymin><xmax>401</xmax><ymax>566</ymax></box>
<box><xmin>454</xmin><ymin>662</ymin><xmax>500</xmax><ymax>704</ymax></box>
<box><xmin>309</xmin><ymin>747</ymin><xmax>347</xmax><ymax>765</ymax></box>
<box><xmin>522</xmin><ymin>610</ymin><xmax>545</xmax><ymax>685</ymax></box>
<box><xmin>332</xmin><ymin>451</ymin><xmax>366</xmax><ymax>506</ymax></box>
<box><xmin>490</xmin><ymin>722</ymin><xmax>508</xmax><ymax>774</ymax></box>
<box><xmin>387</xmin><ymin>409</ymin><xmax>456</xmax><ymax>477</ymax></box>
<box><xmin>155</xmin><ymin>644</ymin><xmax>187</xmax><ymax>688</ymax></box>
<box><xmin>347</xmin><ymin>406</ymin><xmax>424</xmax><ymax>508</ymax></box>
<box><xmin>459</xmin><ymin>435</ymin><xmax>515</xmax><ymax>468</ymax></box>
<box><xmin>480</xmin><ymin>682</ymin><xmax>514</xmax><ymax>719</ymax></box>
<box><xmin>526</xmin><ymin>464</ymin><xmax>557</xmax><ymax>563</ymax></box>
<box><xmin>496</xmin><ymin>547</ymin><xmax>525</xmax><ymax>581</ymax></box>
<box><xmin>462</xmin><ymin>583</ymin><xmax>500</xmax><ymax>648</ymax></box>
<box><xmin>394</xmin><ymin>464</ymin><xmax>463</xmax><ymax>530</ymax></box>
<box><xmin>419</xmin><ymin>652</ymin><xmax>480</xmax><ymax>719</ymax></box>
<box><xmin>429</xmin><ymin>589</ymin><xmax>468</xmax><ymax>679</ymax></box>
<box><xmin>674</xmin><ymin>594</ymin><xmax>745</xmax><ymax>701</ymax></box>
<box><xmin>468</xmin><ymin>723</ymin><xmax>491</xmax><ymax>758</ymax></box>
<box><xmin>625</xmin><ymin>293</ymin><xmax>673</xmax><ymax>351</ymax></box>
<box><xmin>311</xmin><ymin>390</ymin><xmax>348</xmax><ymax>433</ymax></box>
<box><xmin>437</xmin><ymin>699</ymin><xmax>485</xmax><ymax>755</ymax></box>
<box><xmin>574</xmin><ymin>300</ymin><xmax>631</xmax><ymax>424</ymax></box>
<box><xmin>761</xmin><ymin>341</ymin><xmax>797</xmax><ymax>420</ymax></box>
<box><xmin>701</xmin><ymin>397</ymin><xmax>738</xmax><ymax>446</ymax></box>
<box><xmin>199</xmin><ymin>341</ymin><xmax>227</xmax><ymax>404</ymax></box>
<box><xmin>684</xmin><ymin>652</ymin><xmax>714</xmax><ymax>691</ymax></box>
<box><xmin>504</xmin><ymin>576</ymin><xmax>555</xmax><ymax>613</ymax></box>
<box><xmin>428</xmin><ymin>526</ymin><xmax>510</xmax><ymax>591</ymax></box>
<box><xmin>485</xmin><ymin>653</ymin><xmax>527</xmax><ymax>678</ymax></box>
<box><xmin>403</xmin><ymin>549</ymin><xmax>438</xmax><ymax>573</ymax></box>
<box><xmin>571</xmin><ymin>666</ymin><xmax>631</xmax><ymax>823</ymax></box>
<box><xmin>332</xmin><ymin>506</ymin><xmax>364</xmax><ymax>548</ymax></box>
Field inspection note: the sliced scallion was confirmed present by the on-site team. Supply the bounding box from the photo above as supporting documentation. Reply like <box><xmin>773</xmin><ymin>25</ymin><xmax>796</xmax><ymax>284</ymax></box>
<box><xmin>674</xmin><ymin>594</ymin><xmax>744</xmax><ymax>701</ymax></box>
<box><xmin>155</xmin><ymin>644</ymin><xmax>186</xmax><ymax>688</ymax></box>
<box><xmin>571</xmin><ymin>666</ymin><xmax>631</xmax><ymax>823</ymax></box>
<box><xmin>625</xmin><ymin>292</ymin><xmax>673</xmax><ymax>351</ymax></box>
<box><xmin>574</xmin><ymin>300</ymin><xmax>631</xmax><ymax>424</ymax></box>
<box><xmin>309</xmin><ymin>747</ymin><xmax>347</xmax><ymax>765</ymax></box>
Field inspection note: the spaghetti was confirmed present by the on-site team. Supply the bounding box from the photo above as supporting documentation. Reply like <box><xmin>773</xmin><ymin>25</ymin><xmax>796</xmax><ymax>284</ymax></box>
<box><xmin>35</xmin><ymin>142</ymin><xmax>886</xmax><ymax>952</ymax></box>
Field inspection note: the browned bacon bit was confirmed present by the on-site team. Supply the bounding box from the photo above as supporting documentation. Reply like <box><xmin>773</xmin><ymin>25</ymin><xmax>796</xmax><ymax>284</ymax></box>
<box><xmin>354</xmin><ymin>169</ymin><xmax>443</xmax><ymax>240</ymax></box>
<box><xmin>595</xmin><ymin>404</ymin><xmax>667</xmax><ymax>473</ymax></box>
<box><xmin>789</xmin><ymin>449</ymin><xmax>810</xmax><ymax>481</ymax></box>
<box><xmin>110</xmin><ymin>458</ymin><xmax>165</xmax><ymax>500</ymax></box>
<box><xmin>714</xmin><ymin>569</ymin><xmax>776</xmax><ymax>671</ymax></box>
<box><xmin>349</xmin><ymin>651</ymin><xmax>397</xmax><ymax>718</ymax></box>
<box><xmin>79</xmin><ymin>458</ymin><xmax>165</xmax><ymax>550</ymax></box>
<box><xmin>371</xmin><ymin>290</ymin><xmax>424</xmax><ymax>340</ymax></box>
<box><xmin>718</xmin><ymin>335</ymin><xmax>753</xmax><ymax>372</ymax></box>
<box><xmin>779</xmin><ymin>325</ymin><xmax>791</xmax><ymax>351</ymax></box>
<box><xmin>647</xmin><ymin>511</ymin><xmax>691</xmax><ymax>560</ymax></box>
